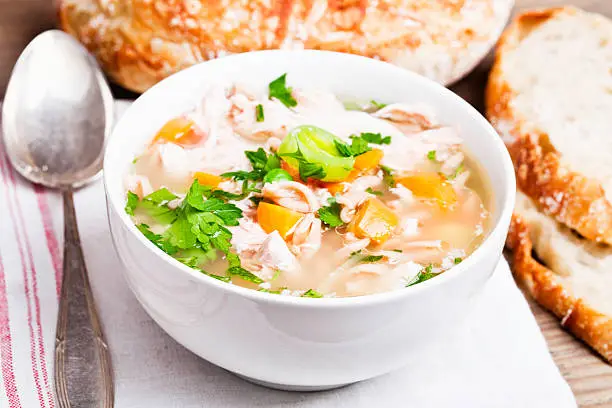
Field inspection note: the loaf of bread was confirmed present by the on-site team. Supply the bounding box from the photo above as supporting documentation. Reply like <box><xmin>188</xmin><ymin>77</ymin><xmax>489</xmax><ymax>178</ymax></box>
<box><xmin>508</xmin><ymin>192</ymin><xmax>612</xmax><ymax>363</ymax></box>
<box><xmin>58</xmin><ymin>0</ymin><xmax>513</xmax><ymax>93</ymax></box>
<box><xmin>487</xmin><ymin>7</ymin><xmax>612</xmax><ymax>363</ymax></box>
<box><xmin>487</xmin><ymin>6</ymin><xmax>612</xmax><ymax>245</ymax></box>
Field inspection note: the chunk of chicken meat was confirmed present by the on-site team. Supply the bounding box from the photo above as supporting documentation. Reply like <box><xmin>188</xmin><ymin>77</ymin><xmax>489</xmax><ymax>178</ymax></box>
<box><xmin>229</xmin><ymin>218</ymin><xmax>268</xmax><ymax>260</ymax></box>
<box><xmin>373</xmin><ymin>103</ymin><xmax>438</xmax><ymax>133</ymax></box>
<box><xmin>336</xmin><ymin>176</ymin><xmax>382</xmax><ymax>223</ymax></box>
<box><xmin>319</xmin><ymin>261</ymin><xmax>422</xmax><ymax>297</ymax></box>
<box><xmin>262</xmin><ymin>181</ymin><xmax>321</xmax><ymax>213</ymax></box>
<box><xmin>257</xmin><ymin>231</ymin><xmax>300</xmax><ymax>277</ymax></box>
<box><xmin>227</xmin><ymin>85</ymin><xmax>297</xmax><ymax>141</ymax></box>
<box><xmin>286</xmin><ymin>213</ymin><xmax>322</xmax><ymax>259</ymax></box>
<box><xmin>380</xmin><ymin>127</ymin><xmax>462</xmax><ymax>173</ymax></box>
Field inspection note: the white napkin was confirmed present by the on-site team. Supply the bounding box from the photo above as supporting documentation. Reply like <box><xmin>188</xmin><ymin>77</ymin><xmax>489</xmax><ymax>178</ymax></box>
<box><xmin>0</xmin><ymin>101</ymin><xmax>576</xmax><ymax>408</ymax></box>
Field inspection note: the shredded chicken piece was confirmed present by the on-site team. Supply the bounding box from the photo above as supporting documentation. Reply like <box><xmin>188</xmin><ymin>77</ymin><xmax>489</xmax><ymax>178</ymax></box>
<box><xmin>227</xmin><ymin>85</ymin><xmax>296</xmax><ymax>141</ymax></box>
<box><xmin>265</xmin><ymin>136</ymin><xmax>282</xmax><ymax>151</ymax></box>
<box><xmin>335</xmin><ymin>238</ymin><xmax>371</xmax><ymax>260</ymax></box>
<box><xmin>387</xmin><ymin>184</ymin><xmax>415</xmax><ymax>211</ymax></box>
<box><xmin>336</xmin><ymin>176</ymin><xmax>382</xmax><ymax>223</ymax></box>
<box><xmin>320</xmin><ymin>261</ymin><xmax>422</xmax><ymax>296</ymax></box>
<box><xmin>286</xmin><ymin>214</ymin><xmax>322</xmax><ymax>259</ymax></box>
<box><xmin>373</xmin><ymin>103</ymin><xmax>437</xmax><ymax>132</ymax></box>
<box><xmin>262</xmin><ymin>181</ymin><xmax>321</xmax><ymax>213</ymax></box>
<box><xmin>258</xmin><ymin>231</ymin><xmax>300</xmax><ymax>275</ymax></box>
<box><xmin>440</xmin><ymin>151</ymin><xmax>464</xmax><ymax>176</ymax></box>
<box><xmin>229</xmin><ymin>218</ymin><xmax>268</xmax><ymax>258</ymax></box>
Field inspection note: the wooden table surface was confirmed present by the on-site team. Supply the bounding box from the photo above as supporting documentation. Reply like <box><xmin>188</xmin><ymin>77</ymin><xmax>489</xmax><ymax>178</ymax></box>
<box><xmin>0</xmin><ymin>0</ymin><xmax>611</xmax><ymax>406</ymax></box>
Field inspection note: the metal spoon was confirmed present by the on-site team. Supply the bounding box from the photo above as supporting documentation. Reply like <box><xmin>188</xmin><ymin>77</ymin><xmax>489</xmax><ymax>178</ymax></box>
<box><xmin>2</xmin><ymin>30</ymin><xmax>114</xmax><ymax>407</ymax></box>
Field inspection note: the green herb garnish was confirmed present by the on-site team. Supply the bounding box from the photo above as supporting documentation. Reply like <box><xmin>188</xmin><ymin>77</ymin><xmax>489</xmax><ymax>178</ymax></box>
<box><xmin>132</xmin><ymin>180</ymin><xmax>248</xmax><ymax>282</ymax></box>
<box><xmin>366</xmin><ymin>187</ymin><xmax>383</xmax><ymax>196</ymax></box>
<box><xmin>370</xmin><ymin>100</ymin><xmax>387</xmax><ymax>110</ymax></box>
<box><xmin>222</xmin><ymin>148</ymin><xmax>281</xmax><ymax>183</ymax></box>
<box><xmin>302</xmin><ymin>289</ymin><xmax>324</xmax><ymax>298</ymax></box>
<box><xmin>361</xmin><ymin>255</ymin><xmax>384</xmax><ymax>263</ymax></box>
<box><xmin>255</xmin><ymin>104</ymin><xmax>264</xmax><ymax>122</ymax></box>
<box><xmin>392</xmin><ymin>249</ymin><xmax>403</xmax><ymax>253</ymax></box>
<box><xmin>380</xmin><ymin>165</ymin><xmax>396</xmax><ymax>188</ymax></box>
<box><xmin>269</xmin><ymin>74</ymin><xmax>297</xmax><ymax>108</ymax></box>
<box><xmin>454</xmin><ymin>257</ymin><xmax>463</xmax><ymax>264</ymax></box>
<box><xmin>359</xmin><ymin>132</ymin><xmax>391</xmax><ymax>145</ymax></box>
<box><xmin>125</xmin><ymin>191</ymin><xmax>139</xmax><ymax>216</ymax></box>
<box><xmin>263</xmin><ymin>168</ymin><xmax>293</xmax><ymax>184</ymax></box>
<box><xmin>427</xmin><ymin>150</ymin><xmax>437</xmax><ymax>161</ymax></box>
<box><xmin>406</xmin><ymin>265</ymin><xmax>437</xmax><ymax>287</ymax></box>
<box><xmin>448</xmin><ymin>163</ymin><xmax>464</xmax><ymax>180</ymax></box>
<box><xmin>317</xmin><ymin>197</ymin><xmax>344</xmax><ymax>227</ymax></box>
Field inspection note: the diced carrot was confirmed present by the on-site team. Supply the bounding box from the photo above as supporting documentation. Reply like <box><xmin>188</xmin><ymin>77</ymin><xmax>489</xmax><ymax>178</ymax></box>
<box><xmin>354</xmin><ymin>149</ymin><xmax>383</xmax><ymax>172</ymax></box>
<box><xmin>257</xmin><ymin>202</ymin><xmax>303</xmax><ymax>239</ymax></box>
<box><xmin>153</xmin><ymin>116</ymin><xmax>205</xmax><ymax>146</ymax></box>
<box><xmin>194</xmin><ymin>172</ymin><xmax>224</xmax><ymax>189</ymax></box>
<box><xmin>396</xmin><ymin>173</ymin><xmax>457</xmax><ymax>206</ymax></box>
<box><xmin>348</xmin><ymin>198</ymin><xmax>398</xmax><ymax>244</ymax></box>
<box><xmin>280</xmin><ymin>160</ymin><xmax>300</xmax><ymax>182</ymax></box>
<box><xmin>325</xmin><ymin>182</ymin><xmax>348</xmax><ymax>196</ymax></box>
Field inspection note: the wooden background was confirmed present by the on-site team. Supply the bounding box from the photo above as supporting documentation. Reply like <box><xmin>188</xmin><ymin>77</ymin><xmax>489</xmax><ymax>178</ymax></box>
<box><xmin>0</xmin><ymin>0</ymin><xmax>611</xmax><ymax>406</ymax></box>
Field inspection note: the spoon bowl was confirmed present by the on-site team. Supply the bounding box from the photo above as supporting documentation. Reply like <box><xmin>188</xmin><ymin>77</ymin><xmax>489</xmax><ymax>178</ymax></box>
<box><xmin>2</xmin><ymin>29</ymin><xmax>113</xmax><ymax>188</ymax></box>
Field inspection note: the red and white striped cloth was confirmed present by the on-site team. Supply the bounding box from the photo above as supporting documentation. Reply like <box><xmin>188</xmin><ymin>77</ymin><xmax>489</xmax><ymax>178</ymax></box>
<box><xmin>0</xmin><ymin>101</ymin><xmax>576</xmax><ymax>408</ymax></box>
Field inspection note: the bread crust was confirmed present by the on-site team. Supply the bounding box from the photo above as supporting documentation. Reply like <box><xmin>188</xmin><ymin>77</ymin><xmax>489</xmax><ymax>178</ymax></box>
<box><xmin>486</xmin><ymin>6</ymin><xmax>612</xmax><ymax>245</ymax></box>
<box><xmin>507</xmin><ymin>214</ymin><xmax>612</xmax><ymax>363</ymax></box>
<box><xmin>58</xmin><ymin>0</ymin><xmax>512</xmax><ymax>93</ymax></box>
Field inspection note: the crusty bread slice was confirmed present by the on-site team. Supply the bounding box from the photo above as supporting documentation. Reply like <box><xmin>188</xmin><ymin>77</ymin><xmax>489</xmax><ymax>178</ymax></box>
<box><xmin>508</xmin><ymin>192</ymin><xmax>612</xmax><ymax>363</ymax></box>
<box><xmin>487</xmin><ymin>6</ymin><xmax>612</xmax><ymax>245</ymax></box>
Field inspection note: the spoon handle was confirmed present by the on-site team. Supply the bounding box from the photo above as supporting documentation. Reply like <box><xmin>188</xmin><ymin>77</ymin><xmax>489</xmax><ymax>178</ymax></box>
<box><xmin>55</xmin><ymin>189</ymin><xmax>114</xmax><ymax>408</ymax></box>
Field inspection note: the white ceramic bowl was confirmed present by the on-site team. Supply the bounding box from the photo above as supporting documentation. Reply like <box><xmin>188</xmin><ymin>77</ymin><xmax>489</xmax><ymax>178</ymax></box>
<box><xmin>104</xmin><ymin>50</ymin><xmax>515</xmax><ymax>391</ymax></box>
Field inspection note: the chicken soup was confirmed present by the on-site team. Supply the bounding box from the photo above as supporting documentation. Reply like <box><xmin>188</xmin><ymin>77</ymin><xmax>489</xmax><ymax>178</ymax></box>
<box><xmin>124</xmin><ymin>74</ymin><xmax>490</xmax><ymax>298</ymax></box>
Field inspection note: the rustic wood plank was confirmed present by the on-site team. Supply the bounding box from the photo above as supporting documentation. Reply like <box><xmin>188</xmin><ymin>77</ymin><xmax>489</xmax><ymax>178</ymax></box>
<box><xmin>0</xmin><ymin>0</ymin><xmax>610</xmax><ymax>406</ymax></box>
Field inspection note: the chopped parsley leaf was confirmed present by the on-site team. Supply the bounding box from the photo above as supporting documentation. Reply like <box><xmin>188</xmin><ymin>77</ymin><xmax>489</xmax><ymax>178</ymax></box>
<box><xmin>366</xmin><ymin>187</ymin><xmax>383</xmax><ymax>196</ymax></box>
<box><xmin>258</xmin><ymin>287</ymin><xmax>284</xmax><ymax>294</ymax></box>
<box><xmin>263</xmin><ymin>168</ymin><xmax>293</xmax><ymax>184</ymax></box>
<box><xmin>302</xmin><ymin>289</ymin><xmax>324</xmax><ymax>298</ymax></box>
<box><xmin>205</xmin><ymin>272</ymin><xmax>232</xmax><ymax>283</ymax></box>
<box><xmin>268</xmin><ymin>74</ymin><xmax>297</xmax><ymax>108</ymax></box>
<box><xmin>359</xmin><ymin>132</ymin><xmax>391</xmax><ymax>145</ymax></box>
<box><xmin>136</xmin><ymin>223</ymin><xmax>177</xmax><ymax>255</ymax></box>
<box><xmin>370</xmin><ymin>100</ymin><xmax>387</xmax><ymax>109</ymax></box>
<box><xmin>255</xmin><ymin>104</ymin><xmax>264</xmax><ymax>122</ymax></box>
<box><xmin>406</xmin><ymin>264</ymin><xmax>437</xmax><ymax>287</ymax></box>
<box><xmin>392</xmin><ymin>249</ymin><xmax>403</xmax><ymax>253</ymax></box>
<box><xmin>380</xmin><ymin>165</ymin><xmax>396</xmax><ymax>188</ymax></box>
<box><xmin>125</xmin><ymin>191</ymin><xmax>139</xmax><ymax>216</ymax></box>
<box><xmin>132</xmin><ymin>157</ymin><xmax>139</xmax><ymax>164</ymax></box>
<box><xmin>132</xmin><ymin>180</ymin><xmax>248</xmax><ymax>282</ymax></box>
<box><xmin>348</xmin><ymin>136</ymin><xmax>371</xmax><ymax>156</ymax></box>
<box><xmin>228</xmin><ymin>266</ymin><xmax>264</xmax><ymax>284</ymax></box>
<box><xmin>271</xmin><ymin>269</ymin><xmax>282</xmax><ymax>281</ymax></box>
<box><xmin>222</xmin><ymin>148</ymin><xmax>281</xmax><ymax>184</ymax></box>
<box><xmin>448</xmin><ymin>163</ymin><xmax>464</xmax><ymax>180</ymax></box>
<box><xmin>317</xmin><ymin>197</ymin><xmax>344</xmax><ymax>227</ymax></box>
<box><xmin>361</xmin><ymin>255</ymin><xmax>384</xmax><ymax>263</ymax></box>
<box><xmin>350</xmin><ymin>250</ymin><xmax>362</xmax><ymax>257</ymax></box>
<box><xmin>454</xmin><ymin>257</ymin><xmax>463</xmax><ymax>264</ymax></box>
<box><xmin>427</xmin><ymin>150</ymin><xmax>437</xmax><ymax>161</ymax></box>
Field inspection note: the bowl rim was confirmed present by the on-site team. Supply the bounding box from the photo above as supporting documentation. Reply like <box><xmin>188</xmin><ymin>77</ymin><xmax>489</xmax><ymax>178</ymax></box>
<box><xmin>103</xmin><ymin>49</ymin><xmax>516</xmax><ymax>309</ymax></box>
